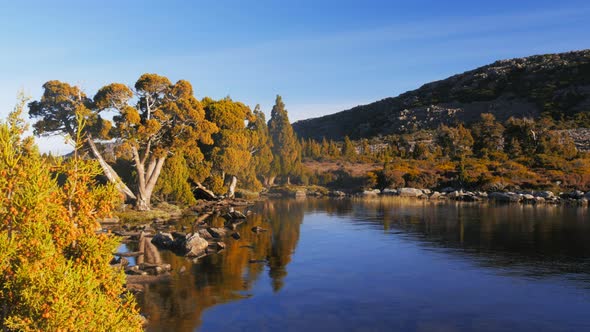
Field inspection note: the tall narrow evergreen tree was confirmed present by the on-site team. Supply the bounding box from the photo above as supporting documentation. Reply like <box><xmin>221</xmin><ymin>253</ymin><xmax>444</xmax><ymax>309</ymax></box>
<box><xmin>247</xmin><ymin>105</ymin><xmax>274</xmax><ymax>188</ymax></box>
<box><xmin>267</xmin><ymin>95</ymin><xmax>301</xmax><ymax>185</ymax></box>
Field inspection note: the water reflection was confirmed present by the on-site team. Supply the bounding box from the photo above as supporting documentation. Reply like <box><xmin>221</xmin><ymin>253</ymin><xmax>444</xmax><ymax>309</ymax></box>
<box><xmin>304</xmin><ymin>198</ymin><xmax>590</xmax><ymax>278</ymax></box>
<box><xmin>139</xmin><ymin>198</ymin><xmax>590</xmax><ymax>331</ymax></box>
<box><xmin>140</xmin><ymin>199</ymin><xmax>304</xmax><ymax>332</ymax></box>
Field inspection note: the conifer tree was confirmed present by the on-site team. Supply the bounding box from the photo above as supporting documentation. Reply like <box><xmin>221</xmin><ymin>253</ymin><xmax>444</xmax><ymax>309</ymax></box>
<box><xmin>342</xmin><ymin>136</ymin><xmax>356</xmax><ymax>161</ymax></box>
<box><xmin>247</xmin><ymin>105</ymin><xmax>274</xmax><ymax>188</ymax></box>
<box><xmin>267</xmin><ymin>95</ymin><xmax>301</xmax><ymax>185</ymax></box>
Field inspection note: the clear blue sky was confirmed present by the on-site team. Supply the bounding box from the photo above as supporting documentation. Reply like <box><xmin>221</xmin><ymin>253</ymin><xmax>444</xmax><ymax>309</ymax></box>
<box><xmin>1</xmin><ymin>0</ymin><xmax>589</xmax><ymax>153</ymax></box>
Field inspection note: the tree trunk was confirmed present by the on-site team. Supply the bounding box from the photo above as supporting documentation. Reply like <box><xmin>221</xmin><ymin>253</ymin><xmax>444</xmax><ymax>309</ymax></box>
<box><xmin>193</xmin><ymin>182</ymin><xmax>217</xmax><ymax>200</ymax></box>
<box><xmin>268</xmin><ymin>176</ymin><xmax>276</xmax><ymax>187</ymax></box>
<box><xmin>132</xmin><ymin>146</ymin><xmax>165</xmax><ymax>211</ymax></box>
<box><xmin>227</xmin><ymin>175</ymin><xmax>237</xmax><ymax>199</ymax></box>
<box><xmin>286</xmin><ymin>176</ymin><xmax>291</xmax><ymax>186</ymax></box>
<box><xmin>86</xmin><ymin>137</ymin><xmax>136</xmax><ymax>200</ymax></box>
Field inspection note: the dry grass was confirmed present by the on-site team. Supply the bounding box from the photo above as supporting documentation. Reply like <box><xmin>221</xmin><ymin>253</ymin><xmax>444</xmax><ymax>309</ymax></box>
<box><xmin>304</xmin><ymin>160</ymin><xmax>382</xmax><ymax>177</ymax></box>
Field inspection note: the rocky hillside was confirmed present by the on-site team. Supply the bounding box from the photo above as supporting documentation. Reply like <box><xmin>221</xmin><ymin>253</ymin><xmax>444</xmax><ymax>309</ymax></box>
<box><xmin>293</xmin><ymin>49</ymin><xmax>590</xmax><ymax>140</ymax></box>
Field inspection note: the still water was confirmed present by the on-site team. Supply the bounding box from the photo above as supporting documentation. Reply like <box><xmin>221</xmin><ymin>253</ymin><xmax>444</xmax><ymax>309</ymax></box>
<box><xmin>137</xmin><ymin>198</ymin><xmax>590</xmax><ymax>332</ymax></box>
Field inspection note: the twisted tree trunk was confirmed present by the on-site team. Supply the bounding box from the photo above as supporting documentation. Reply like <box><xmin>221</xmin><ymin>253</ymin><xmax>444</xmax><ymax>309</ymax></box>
<box><xmin>86</xmin><ymin>136</ymin><xmax>136</xmax><ymax>200</ymax></box>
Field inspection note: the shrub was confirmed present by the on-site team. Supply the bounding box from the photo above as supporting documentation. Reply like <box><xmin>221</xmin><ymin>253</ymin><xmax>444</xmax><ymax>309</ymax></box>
<box><xmin>0</xmin><ymin>102</ymin><xmax>142</xmax><ymax>331</ymax></box>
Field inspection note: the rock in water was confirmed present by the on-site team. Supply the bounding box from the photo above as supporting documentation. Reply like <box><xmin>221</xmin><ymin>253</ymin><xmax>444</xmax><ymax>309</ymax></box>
<box><xmin>215</xmin><ymin>242</ymin><xmax>226</xmax><ymax>250</ymax></box>
<box><xmin>184</xmin><ymin>233</ymin><xmax>209</xmax><ymax>257</ymax></box>
<box><xmin>198</xmin><ymin>228</ymin><xmax>214</xmax><ymax>240</ymax></box>
<box><xmin>151</xmin><ymin>232</ymin><xmax>175</xmax><ymax>249</ymax></box>
<box><xmin>251</xmin><ymin>226</ymin><xmax>268</xmax><ymax>233</ymax></box>
<box><xmin>222</xmin><ymin>210</ymin><xmax>247</xmax><ymax>220</ymax></box>
<box><xmin>207</xmin><ymin>227</ymin><xmax>228</xmax><ymax>238</ymax></box>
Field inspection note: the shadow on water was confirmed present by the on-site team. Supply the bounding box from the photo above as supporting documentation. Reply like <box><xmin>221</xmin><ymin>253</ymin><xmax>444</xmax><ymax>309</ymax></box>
<box><xmin>138</xmin><ymin>197</ymin><xmax>590</xmax><ymax>331</ymax></box>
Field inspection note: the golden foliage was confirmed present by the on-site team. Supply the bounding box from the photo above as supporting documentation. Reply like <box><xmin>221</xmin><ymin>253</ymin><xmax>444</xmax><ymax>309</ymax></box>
<box><xmin>0</xmin><ymin>100</ymin><xmax>142</xmax><ymax>331</ymax></box>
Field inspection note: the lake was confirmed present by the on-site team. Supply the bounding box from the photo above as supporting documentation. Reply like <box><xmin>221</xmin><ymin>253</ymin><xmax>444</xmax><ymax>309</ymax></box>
<box><xmin>136</xmin><ymin>198</ymin><xmax>590</xmax><ymax>332</ymax></box>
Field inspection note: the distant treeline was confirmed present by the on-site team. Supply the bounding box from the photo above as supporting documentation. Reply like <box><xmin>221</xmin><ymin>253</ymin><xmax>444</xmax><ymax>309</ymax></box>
<box><xmin>300</xmin><ymin>113</ymin><xmax>590</xmax><ymax>192</ymax></box>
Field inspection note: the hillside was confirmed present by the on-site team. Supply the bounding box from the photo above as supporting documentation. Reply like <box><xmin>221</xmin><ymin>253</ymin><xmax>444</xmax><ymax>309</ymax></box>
<box><xmin>293</xmin><ymin>49</ymin><xmax>590</xmax><ymax>140</ymax></box>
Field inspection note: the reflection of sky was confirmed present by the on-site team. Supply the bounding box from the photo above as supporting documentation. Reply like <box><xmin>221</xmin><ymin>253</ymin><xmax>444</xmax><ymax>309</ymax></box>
<box><xmin>197</xmin><ymin>199</ymin><xmax>590</xmax><ymax>332</ymax></box>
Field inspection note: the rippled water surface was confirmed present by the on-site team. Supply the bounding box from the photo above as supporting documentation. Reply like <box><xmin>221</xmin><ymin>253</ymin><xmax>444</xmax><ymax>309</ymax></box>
<box><xmin>137</xmin><ymin>198</ymin><xmax>590</xmax><ymax>332</ymax></box>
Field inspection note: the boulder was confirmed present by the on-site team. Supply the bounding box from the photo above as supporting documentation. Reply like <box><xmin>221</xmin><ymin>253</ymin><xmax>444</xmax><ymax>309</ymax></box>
<box><xmin>535</xmin><ymin>191</ymin><xmax>555</xmax><ymax>199</ymax></box>
<box><xmin>398</xmin><ymin>188</ymin><xmax>423</xmax><ymax>197</ymax></box>
<box><xmin>422</xmin><ymin>189</ymin><xmax>432</xmax><ymax>195</ymax></box>
<box><xmin>429</xmin><ymin>191</ymin><xmax>442</xmax><ymax>200</ymax></box>
<box><xmin>222</xmin><ymin>210</ymin><xmax>247</xmax><ymax>220</ymax></box>
<box><xmin>198</xmin><ymin>228</ymin><xmax>214</xmax><ymax>240</ymax></box>
<box><xmin>215</xmin><ymin>241</ymin><xmax>226</xmax><ymax>250</ymax></box>
<box><xmin>570</xmin><ymin>190</ymin><xmax>585</xmax><ymax>199</ymax></box>
<box><xmin>382</xmin><ymin>188</ymin><xmax>398</xmax><ymax>195</ymax></box>
<box><xmin>184</xmin><ymin>233</ymin><xmax>209</xmax><ymax>257</ymax></box>
<box><xmin>362</xmin><ymin>189</ymin><xmax>380</xmax><ymax>196</ymax></box>
<box><xmin>461</xmin><ymin>194</ymin><xmax>479</xmax><ymax>202</ymax></box>
<box><xmin>441</xmin><ymin>187</ymin><xmax>456</xmax><ymax>193</ymax></box>
<box><xmin>447</xmin><ymin>190</ymin><xmax>462</xmax><ymax>199</ymax></box>
<box><xmin>489</xmin><ymin>192</ymin><xmax>520</xmax><ymax>203</ymax></box>
<box><xmin>151</xmin><ymin>232</ymin><xmax>175</xmax><ymax>249</ymax></box>
<box><xmin>207</xmin><ymin>227</ymin><xmax>228</xmax><ymax>238</ymax></box>
<box><xmin>328</xmin><ymin>191</ymin><xmax>346</xmax><ymax>197</ymax></box>
<box><xmin>231</xmin><ymin>232</ymin><xmax>241</xmax><ymax>240</ymax></box>
<box><xmin>522</xmin><ymin>194</ymin><xmax>535</xmax><ymax>203</ymax></box>
<box><xmin>476</xmin><ymin>192</ymin><xmax>488</xmax><ymax>198</ymax></box>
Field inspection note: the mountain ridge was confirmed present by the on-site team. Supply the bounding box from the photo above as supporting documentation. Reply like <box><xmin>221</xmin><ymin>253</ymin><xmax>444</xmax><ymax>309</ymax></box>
<box><xmin>293</xmin><ymin>49</ymin><xmax>590</xmax><ymax>140</ymax></box>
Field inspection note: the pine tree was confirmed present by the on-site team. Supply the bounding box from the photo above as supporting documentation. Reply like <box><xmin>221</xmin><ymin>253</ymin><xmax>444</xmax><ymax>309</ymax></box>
<box><xmin>342</xmin><ymin>136</ymin><xmax>356</xmax><ymax>161</ymax></box>
<box><xmin>267</xmin><ymin>96</ymin><xmax>301</xmax><ymax>185</ymax></box>
<box><xmin>246</xmin><ymin>105</ymin><xmax>274</xmax><ymax>189</ymax></box>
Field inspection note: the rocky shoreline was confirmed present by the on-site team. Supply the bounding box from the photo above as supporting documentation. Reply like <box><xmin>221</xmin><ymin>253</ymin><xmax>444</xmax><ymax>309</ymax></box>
<box><xmin>104</xmin><ymin>199</ymin><xmax>256</xmax><ymax>294</ymax></box>
<box><xmin>347</xmin><ymin>187</ymin><xmax>590</xmax><ymax>206</ymax></box>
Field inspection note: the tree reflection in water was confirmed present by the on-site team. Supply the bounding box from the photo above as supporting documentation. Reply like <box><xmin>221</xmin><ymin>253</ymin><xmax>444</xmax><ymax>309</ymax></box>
<box><xmin>138</xmin><ymin>197</ymin><xmax>590</xmax><ymax>331</ymax></box>
<box><xmin>139</xmin><ymin>199</ymin><xmax>304</xmax><ymax>332</ymax></box>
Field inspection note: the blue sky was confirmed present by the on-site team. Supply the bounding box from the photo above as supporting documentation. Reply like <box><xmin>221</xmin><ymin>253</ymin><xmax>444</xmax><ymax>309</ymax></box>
<box><xmin>0</xmin><ymin>0</ymin><xmax>589</xmax><ymax>153</ymax></box>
